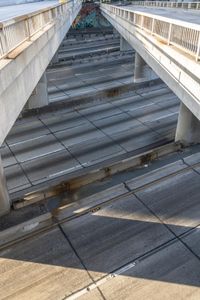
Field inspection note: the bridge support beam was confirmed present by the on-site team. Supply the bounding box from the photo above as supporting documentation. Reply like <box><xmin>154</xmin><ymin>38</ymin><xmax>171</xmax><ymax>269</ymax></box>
<box><xmin>134</xmin><ymin>52</ymin><xmax>157</xmax><ymax>83</ymax></box>
<box><xmin>175</xmin><ymin>103</ymin><xmax>200</xmax><ymax>145</ymax></box>
<box><xmin>120</xmin><ymin>36</ymin><xmax>132</xmax><ymax>52</ymax></box>
<box><xmin>26</xmin><ymin>72</ymin><xmax>49</xmax><ymax>109</ymax></box>
<box><xmin>0</xmin><ymin>155</ymin><xmax>10</xmax><ymax>216</ymax></box>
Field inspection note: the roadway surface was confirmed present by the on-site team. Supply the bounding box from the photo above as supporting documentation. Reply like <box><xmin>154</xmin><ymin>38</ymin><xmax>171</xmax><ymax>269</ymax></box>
<box><xmin>0</xmin><ymin>30</ymin><xmax>179</xmax><ymax>197</ymax></box>
<box><xmin>0</xmin><ymin>0</ymin><xmax>57</xmax><ymax>22</ymax></box>
<box><xmin>124</xmin><ymin>5</ymin><xmax>200</xmax><ymax>25</ymax></box>
<box><xmin>1</xmin><ymin>147</ymin><xmax>200</xmax><ymax>299</ymax></box>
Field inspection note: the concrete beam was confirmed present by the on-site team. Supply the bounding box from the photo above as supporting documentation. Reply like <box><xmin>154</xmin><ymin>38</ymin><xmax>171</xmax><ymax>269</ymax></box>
<box><xmin>0</xmin><ymin>155</ymin><xmax>10</xmax><ymax>216</ymax></box>
<box><xmin>26</xmin><ymin>72</ymin><xmax>49</xmax><ymax>109</ymax></box>
<box><xmin>175</xmin><ymin>102</ymin><xmax>200</xmax><ymax>145</ymax></box>
<box><xmin>0</xmin><ymin>2</ymin><xmax>81</xmax><ymax>146</ymax></box>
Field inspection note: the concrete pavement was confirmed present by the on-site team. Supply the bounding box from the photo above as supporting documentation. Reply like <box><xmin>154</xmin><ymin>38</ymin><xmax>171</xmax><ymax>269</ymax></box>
<box><xmin>1</xmin><ymin>148</ymin><xmax>200</xmax><ymax>299</ymax></box>
<box><xmin>1</xmin><ymin>83</ymin><xmax>179</xmax><ymax>196</ymax></box>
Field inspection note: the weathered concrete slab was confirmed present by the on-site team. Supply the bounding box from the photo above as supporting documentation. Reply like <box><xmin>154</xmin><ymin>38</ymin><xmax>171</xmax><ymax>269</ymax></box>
<box><xmin>183</xmin><ymin>152</ymin><xmax>200</xmax><ymax>166</ymax></box>
<box><xmin>10</xmin><ymin>134</ymin><xmax>64</xmax><ymax>163</ymax></box>
<box><xmin>21</xmin><ymin>150</ymin><xmax>82</xmax><ymax>184</ymax></box>
<box><xmin>144</xmin><ymin>114</ymin><xmax>177</xmax><ymax>140</ymax></box>
<box><xmin>79</xmin><ymin>289</ymin><xmax>104</xmax><ymax>300</ymax></box>
<box><xmin>181</xmin><ymin>227</ymin><xmax>200</xmax><ymax>257</ymax></box>
<box><xmin>61</xmin><ymin>194</ymin><xmax>173</xmax><ymax>281</ymax></box>
<box><xmin>126</xmin><ymin>160</ymin><xmax>187</xmax><ymax>190</ymax></box>
<box><xmin>5</xmin><ymin>164</ymin><xmax>31</xmax><ymax>192</ymax></box>
<box><xmin>97</xmin><ymin>240</ymin><xmax>200</xmax><ymax>300</ymax></box>
<box><xmin>78</xmin><ymin>103</ymin><xmax>122</xmax><ymax>122</ymax></box>
<box><xmin>135</xmin><ymin>170</ymin><xmax>200</xmax><ymax>236</ymax></box>
<box><xmin>93</xmin><ymin>112</ymin><xmax>140</xmax><ymax>135</ymax></box>
<box><xmin>0</xmin><ymin>227</ymin><xmax>93</xmax><ymax>300</ymax></box>
<box><xmin>112</xmin><ymin>95</ymin><xmax>153</xmax><ymax>112</ymax></box>
<box><xmin>111</xmin><ymin>124</ymin><xmax>162</xmax><ymax>152</ymax></box>
<box><xmin>0</xmin><ymin>145</ymin><xmax>17</xmax><ymax>167</ymax></box>
<box><xmin>40</xmin><ymin>112</ymin><xmax>88</xmax><ymax>133</ymax></box>
<box><xmin>54</xmin><ymin>123</ymin><xmax>105</xmax><ymax>148</ymax></box>
<box><xmin>57</xmin><ymin>183</ymin><xmax>127</xmax><ymax>221</ymax></box>
<box><xmin>6</xmin><ymin>120</ymin><xmax>50</xmax><ymax>145</ymax></box>
<box><xmin>68</xmin><ymin>136</ymin><xmax>125</xmax><ymax>167</ymax></box>
<box><xmin>128</xmin><ymin>103</ymin><xmax>173</xmax><ymax>123</ymax></box>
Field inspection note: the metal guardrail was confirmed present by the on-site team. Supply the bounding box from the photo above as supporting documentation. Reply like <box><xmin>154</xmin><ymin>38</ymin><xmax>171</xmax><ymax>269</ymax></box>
<box><xmin>101</xmin><ymin>3</ymin><xmax>200</xmax><ymax>61</ymax></box>
<box><xmin>0</xmin><ymin>0</ymin><xmax>81</xmax><ymax>60</ymax></box>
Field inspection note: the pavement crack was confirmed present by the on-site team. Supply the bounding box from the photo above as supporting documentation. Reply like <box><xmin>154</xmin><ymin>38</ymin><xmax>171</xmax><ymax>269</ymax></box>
<box><xmin>58</xmin><ymin>224</ymin><xmax>107</xmax><ymax>300</ymax></box>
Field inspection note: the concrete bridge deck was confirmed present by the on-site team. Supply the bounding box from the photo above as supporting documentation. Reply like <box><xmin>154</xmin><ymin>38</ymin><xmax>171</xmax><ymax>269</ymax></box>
<box><xmin>124</xmin><ymin>5</ymin><xmax>200</xmax><ymax>24</ymax></box>
<box><xmin>0</xmin><ymin>1</ymin><xmax>57</xmax><ymax>22</ymax></box>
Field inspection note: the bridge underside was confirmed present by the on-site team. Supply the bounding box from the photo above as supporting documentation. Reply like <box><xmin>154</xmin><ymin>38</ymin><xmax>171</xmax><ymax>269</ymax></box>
<box><xmin>101</xmin><ymin>5</ymin><xmax>200</xmax><ymax>146</ymax></box>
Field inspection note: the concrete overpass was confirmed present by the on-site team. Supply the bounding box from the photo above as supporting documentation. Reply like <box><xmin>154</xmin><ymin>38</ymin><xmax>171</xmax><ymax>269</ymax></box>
<box><xmin>101</xmin><ymin>2</ymin><xmax>200</xmax><ymax>145</ymax></box>
<box><xmin>0</xmin><ymin>0</ymin><xmax>82</xmax><ymax>215</ymax></box>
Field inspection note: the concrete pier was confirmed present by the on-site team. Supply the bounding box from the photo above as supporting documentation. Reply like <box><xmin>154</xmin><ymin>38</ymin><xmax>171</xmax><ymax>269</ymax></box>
<box><xmin>51</xmin><ymin>50</ymin><xmax>59</xmax><ymax>65</ymax></box>
<box><xmin>26</xmin><ymin>73</ymin><xmax>49</xmax><ymax>109</ymax></box>
<box><xmin>120</xmin><ymin>36</ymin><xmax>132</xmax><ymax>52</ymax></box>
<box><xmin>175</xmin><ymin>102</ymin><xmax>200</xmax><ymax>145</ymax></box>
<box><xmin>134</xmin><ymin>52</ymin><xmax>157</xmax><ymax>83</ymax></box>
<box><xmin>0</xmin><ymin>155</ymin><xmax>10</xmax><ymax>216</ymax></box>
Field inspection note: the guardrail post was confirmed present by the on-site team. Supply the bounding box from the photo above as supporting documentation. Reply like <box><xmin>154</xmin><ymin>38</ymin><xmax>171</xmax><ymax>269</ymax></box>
<box><xmin>151</xmin><ymin>18</ymin><xmax>155</xmax><ymax>35</ymax></box>
<box><xmin>167</xmin><ymin>23</ymin><xmax>172</xmax><ymax>46</ymax></box>
<box><xmin>196</xmin><ymin>33</ymin><xmax>200</xmax><ymax>61</ymax></box>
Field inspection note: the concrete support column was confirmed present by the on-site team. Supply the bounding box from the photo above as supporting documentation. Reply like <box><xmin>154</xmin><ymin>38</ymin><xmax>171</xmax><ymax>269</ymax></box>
<box><xmin>26</xmin><ymin>72</ymin><xmax>49</xmax><ymax>109</ymax></box>
<box><xmin>175</xmin><ymin>102</ymin><xmax>200</xmax><ymax>145</ymax></box>
<box><xmin>113</xmin><ymin>28</ymin><xmax>119</xmax><ymax>38</ymax></box>
<box><xmin>120</xmin><ymin>36</ymin><xmax>132</xmax><ymax>52</ymax></box>
<box><xmin>0</xmin><ymin>155</ymin><xmax>10</xmax><ymax>216</ymax></box>
<box><xmin>134</xmin><ymin>52</ymin><xmax>158</xmax><ymax>83</ymax></box>
<box><xmin>51</xmin><ymin>50</ymin><xmax>59</xmax><ymax>64</ymax></box>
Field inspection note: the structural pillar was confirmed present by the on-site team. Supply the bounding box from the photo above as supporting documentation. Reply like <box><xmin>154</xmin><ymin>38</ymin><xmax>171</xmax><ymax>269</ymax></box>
<box><xmin>120</xmin><ymin>36</ymin><xmax>132</xmax><ymax>52</ymax></box>
<box><xmin>51</xmin><ymin>50</ymin><xmax>59</xmax><ymax>64</ymax></box>
<box><xmin>175</xmin><ymin>102</ymin><xmax>200</xmax><ymax>145</ymax></box>
<box><xmin>0</xmin><ymin>155</ymin><xmax>10</xmax><ymax>216</ymax></box>
<box><xmin>26</xmin><ymin>72</ymin><xmax>49</xmax><ymax>109</ymax></box>
<box><xmin>134</xmin><ymin>52</ymin><xmax>157</xmax><ymax>83</ymax></box>
<box><xmin>113</xmin><ymin>28</ymin><xmax>119</xmax><ymax>38</ymax></box>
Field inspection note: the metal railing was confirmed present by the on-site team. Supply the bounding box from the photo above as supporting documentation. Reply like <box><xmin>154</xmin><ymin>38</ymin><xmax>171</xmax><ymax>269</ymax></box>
<box><xmin>130</xmin><ymin>1</ymin><xmax>200</xmax><ymax>10</ymax></box>
<box><xmin>101</xmin><ymin>1</ymin><xmax>200</xmax><ymax>10</ymax></box>
<box><xmin>101</xmin><ymin>3</ymin><xmax>200</xmax><ymax>61</ymax></box>
<box><xmin>0</xmin><ymin>0</ymin><xmax>81</xmax><ymax>60</ymax></box>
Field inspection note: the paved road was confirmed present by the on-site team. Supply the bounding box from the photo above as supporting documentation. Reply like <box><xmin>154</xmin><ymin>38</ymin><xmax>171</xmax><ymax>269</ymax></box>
<box><xmin>1</xmin><ymin>148</ymin><xmax>200</xmax><ymax>299</ymax></box>
<box><xmin>0</xmin><ymin>1</ymin><xmax>57</xmax><ymax>22</ymax></box>
<box><xmin>1</xmin><ymin>82</ymin><xmax>179</xmax><ymax>195</ymax></box>
<box><xmin>125</xmin><ymin>5</ymin><xmax>200</xmax><ymax>25</ymax></box>
<box><xmin>0</xmin><ymin>29</ymin><xmax>179</xmax><ymax>195</ymax></box>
